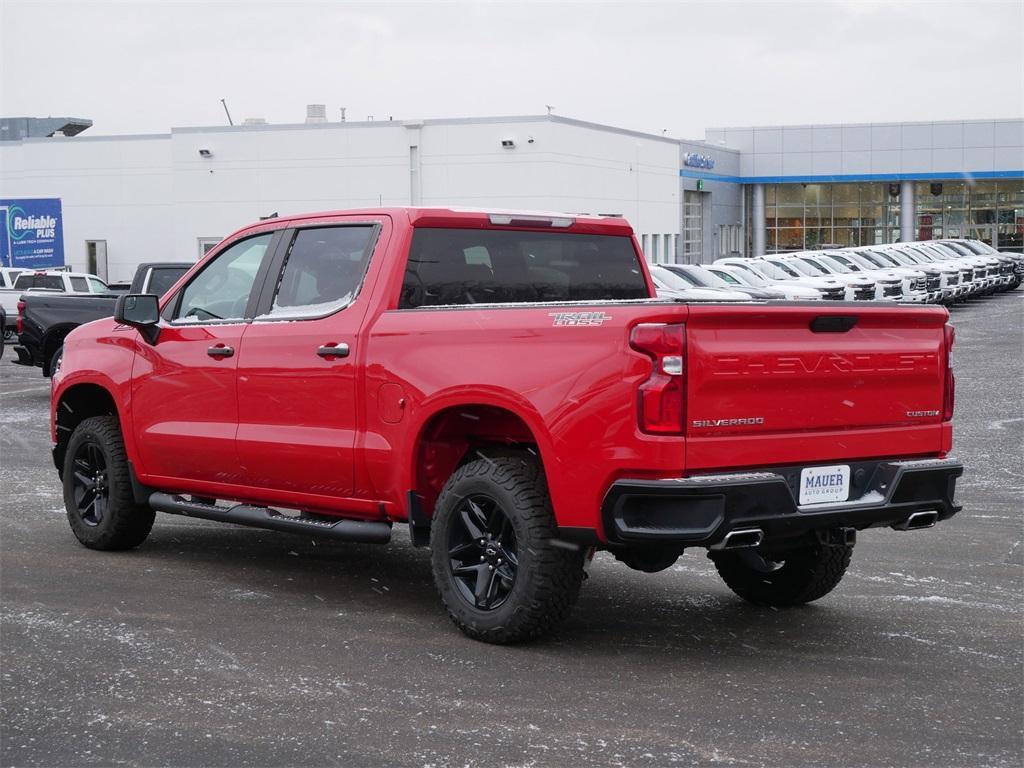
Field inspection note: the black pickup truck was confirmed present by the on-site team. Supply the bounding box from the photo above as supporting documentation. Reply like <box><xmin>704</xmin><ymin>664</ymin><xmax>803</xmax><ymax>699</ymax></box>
<box><xmin>14</xmin><ymin>262</ymin><xmax>190</xmax><ymax>376</ymax></box>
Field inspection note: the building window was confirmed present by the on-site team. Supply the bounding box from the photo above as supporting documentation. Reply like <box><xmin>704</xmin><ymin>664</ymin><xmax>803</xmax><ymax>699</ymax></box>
<box><xmin>763</xmin><ymin>183</ymin><xmax>903</xmax><ymax>253</ymax></box>
<box><xmin>682</xmin><ymin>191</ymin><xmax>703</xmax><ymax>263</ymax></box>
<box><xmin>198</xmin><ymin>237</ymin><xmax>222</xmax><ymax>259</ymax></box>
<box><xmin>915</xmin><ymin>180</ymin><xmax>1023</xmax><ymax>252</ymax></box>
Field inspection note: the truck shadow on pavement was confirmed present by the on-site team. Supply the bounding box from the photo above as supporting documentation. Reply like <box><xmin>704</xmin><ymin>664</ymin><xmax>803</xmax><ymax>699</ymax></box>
<box><xmin>129</xmin><ymin>519</ymin><xmax>892</xmax><ymax>662</ymax></box>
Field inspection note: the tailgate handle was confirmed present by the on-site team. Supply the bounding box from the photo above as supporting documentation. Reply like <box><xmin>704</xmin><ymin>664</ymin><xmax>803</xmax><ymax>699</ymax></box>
<box><xmin>810</xmin><ymin>315</ymin><xmax>858</xmax><ymax>333</ymax></box>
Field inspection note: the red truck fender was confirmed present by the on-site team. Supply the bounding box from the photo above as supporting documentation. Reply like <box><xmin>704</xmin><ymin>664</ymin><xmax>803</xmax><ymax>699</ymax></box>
<box><xmin>396</xmin><ymin>387</ymin><xmax>557</xmax><ymax>524</ymax></box>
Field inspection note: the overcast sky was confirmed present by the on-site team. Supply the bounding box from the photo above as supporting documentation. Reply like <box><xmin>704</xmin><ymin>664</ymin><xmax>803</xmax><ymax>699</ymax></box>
<box><xmin>2</xmin><ymin>0</ymin><xmax>1022</xmax><ymax>140</ymax></box>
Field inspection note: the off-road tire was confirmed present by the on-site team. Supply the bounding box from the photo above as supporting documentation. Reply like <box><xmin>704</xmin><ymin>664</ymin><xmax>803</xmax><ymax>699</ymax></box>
<box><xmin>63</xmin><ymin>415</ymin><xmax>155</xmax><ymax>550</ymax></box>
<box><xmin>48</xmin><ymin>346</ymin><xmax>63</xmax><ymax>378</ymax></box>
<box><xmin>430</xmin><ymin>455</ymin><xmax>585</xmax><ymax>643</ymax></box>
<box><xmin>711</xmin><ymin>542</ymin><xmax>852</xmax><ymax>607</ymax></box>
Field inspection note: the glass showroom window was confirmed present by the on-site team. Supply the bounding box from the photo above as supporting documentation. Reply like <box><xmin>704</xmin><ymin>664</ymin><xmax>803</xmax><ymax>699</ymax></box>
<box><xmin>764</xmin><ymin>182</ymin><xmax>905</xmax><ymax>252</ymax></box>
<box><xmin>916</xmin><ymin>180</ymin><xmax>1024</xmax><ymax>252</ymax></box>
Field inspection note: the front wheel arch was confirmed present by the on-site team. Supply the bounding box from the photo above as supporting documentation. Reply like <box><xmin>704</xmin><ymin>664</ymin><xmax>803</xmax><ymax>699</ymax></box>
<box><xmin>54</xmin><ymin>383</ymin><xmax>122</xmax><ymax>476</ymax></box>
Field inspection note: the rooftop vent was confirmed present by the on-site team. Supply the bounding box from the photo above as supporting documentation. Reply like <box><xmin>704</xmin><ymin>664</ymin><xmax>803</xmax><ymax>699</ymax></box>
<box><xmin>305</xmin><ymin>104</ymin><xmax>327</xmax><ymax>124</ymax></box>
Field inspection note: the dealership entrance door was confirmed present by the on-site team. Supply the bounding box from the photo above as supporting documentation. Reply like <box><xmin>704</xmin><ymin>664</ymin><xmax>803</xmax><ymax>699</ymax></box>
<box><xmin>86</xmin><ymin>240</ymin><xmax>107</xmax><ymax>280</ymax></box>
<box><xmin>683</xmin><ymin>191</ymin><xmax>704</xmax><ymax>263</ymax></box>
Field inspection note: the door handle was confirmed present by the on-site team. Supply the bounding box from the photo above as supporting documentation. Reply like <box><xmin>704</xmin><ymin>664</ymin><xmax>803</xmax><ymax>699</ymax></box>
<box><xmin>317</xmin><ymin>343</ymin><xmax>350</xmax><ymax>359</ymax></box>
<box><xmin>207</xmin><ymin>345</ymin><xmax>234</xmax><ymax>358</ymax></box>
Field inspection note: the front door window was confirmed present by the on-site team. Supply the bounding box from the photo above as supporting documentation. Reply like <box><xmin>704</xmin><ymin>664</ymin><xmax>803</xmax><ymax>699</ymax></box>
<box><xmin>173</xmin><ymin>234</ymin><xmax>271</xmax><ymax>323</ymax></box>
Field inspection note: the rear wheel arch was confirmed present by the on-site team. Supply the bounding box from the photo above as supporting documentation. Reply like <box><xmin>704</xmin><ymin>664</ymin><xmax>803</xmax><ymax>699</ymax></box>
<box><xmin>409</xmin><ymin>402</ymin><xmax>552</xmax><ymax>523</ymax></box>
<box><xmin>42</xmin><ymin>325</ymin><xmax>76</xmax><ymax>376</ymax></box>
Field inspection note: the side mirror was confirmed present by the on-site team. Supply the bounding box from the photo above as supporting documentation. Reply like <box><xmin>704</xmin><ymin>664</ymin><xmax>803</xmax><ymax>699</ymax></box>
<box><xmin>114</xmin><ymin>294</ymin><xmax>161</xmax><ymax>344</ymax></box>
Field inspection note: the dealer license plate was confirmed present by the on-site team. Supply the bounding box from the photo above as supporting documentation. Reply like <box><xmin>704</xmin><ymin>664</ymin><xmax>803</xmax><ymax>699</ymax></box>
<box><xmin>799</xmin><ymin>464</ymin><xmax>851</xmax><ymax>506</ymax></box>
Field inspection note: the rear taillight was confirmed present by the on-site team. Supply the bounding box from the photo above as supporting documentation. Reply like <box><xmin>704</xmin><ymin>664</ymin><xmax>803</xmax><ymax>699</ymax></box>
<box><xmin>943</xmin><ymin>323</ymin><xmax>955</xmax><ymax>421</ymax></box>
<box><xmin>15</xmin><ymin>300</ymin><xmax>25</xmax><ymax>335</ymax></box>
<box><xmin>630</xmin><ymin>323</ymin><xmax>686</xmax><ymax>434</ymax></box>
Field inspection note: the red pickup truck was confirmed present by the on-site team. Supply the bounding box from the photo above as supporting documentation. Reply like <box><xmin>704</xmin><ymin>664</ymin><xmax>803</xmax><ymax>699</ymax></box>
<box><xmin>51</xmin><ymin>208</ymin><xmax>962</xmax><ymax>643</ymax></box>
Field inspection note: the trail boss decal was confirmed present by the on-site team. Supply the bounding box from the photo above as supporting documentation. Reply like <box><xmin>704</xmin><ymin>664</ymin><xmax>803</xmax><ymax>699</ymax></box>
<box><xmin>549</xmin><ymin>312</ymin><xmax>612</xmax><ymax>327</ymax></box>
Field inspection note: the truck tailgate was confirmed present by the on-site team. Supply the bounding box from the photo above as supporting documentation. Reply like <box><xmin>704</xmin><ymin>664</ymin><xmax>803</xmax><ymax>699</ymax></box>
<box><xmin>684</xmin><ymin>304</ymin><xmax>950</xmax><ymax>470</ymax></box>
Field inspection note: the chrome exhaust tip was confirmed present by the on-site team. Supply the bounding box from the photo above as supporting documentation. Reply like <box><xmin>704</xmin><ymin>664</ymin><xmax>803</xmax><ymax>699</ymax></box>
<box><xmin>893</xmin><ymin>511</ymin><xmax>939</xmax><ymax>531</ymax></box>
<box><xmin>710</xmin><ymin>528</ymin><xmax>765</xmax><ymax>550</ymax></box>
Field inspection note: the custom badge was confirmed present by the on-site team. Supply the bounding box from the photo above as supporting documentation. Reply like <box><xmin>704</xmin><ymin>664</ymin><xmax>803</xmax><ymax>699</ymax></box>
<box><xmin>548</xmin><ymin>312</ymin><xmax>612</xmax><ymax>327</ymax></box>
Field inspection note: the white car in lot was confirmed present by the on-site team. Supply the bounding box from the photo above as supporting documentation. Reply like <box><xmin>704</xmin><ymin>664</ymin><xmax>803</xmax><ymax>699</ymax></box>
<box><xmin>839</xmin><ymin>249</ymin><xmax>929</xmax><ymax>303</ymax></box>
<box><xmin>776</xmin><ymin>252</ymin><xmax>880</xmax><ymax>301</ymax></box>
<box><xmin>913</xmin><ymin>244</ymin><xmax>984</xmax><ymax>298</ymax></box>
<box><xmin>878</xmin><ymin>244</ymin><xmax>965</xmax><ymax>302</ymax></box>
<box><xmin>648</xmin><ymin>265</ymin><xmax>749</xmax><ymax>301</ymax></box>
<box><xmin>705</xmin><ymin>264</ymin><xmax>823</xmax><ymax>300</ymax></box>
<box><xmin>714</xmin><ymin>257</ymin><xmax>847</xmax><ymax>300</ymax></box>
<box><xmin>790</xmin><ymin>252</ymin><xmax>904</xmax><ymax>301</ymax></box>
<box><xmin>924</xmin><ymin>242</ymin><xmax>1008</xmax><ymax>293</ymax></box>
<box><xmin>940</xmin><ymin>239</ymin><xmax>1023</xmax><ymax>288</ymax></box>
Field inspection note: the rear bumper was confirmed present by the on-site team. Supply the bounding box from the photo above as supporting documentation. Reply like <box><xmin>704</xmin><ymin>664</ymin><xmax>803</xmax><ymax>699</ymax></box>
<box><xmin>601</xmin><ymin>458</ymin><xmax>962</xmax><ymax>547</ymax></box>
<box><xmin>12</xmin><ymin>344</ymin><xmax>36</xmax><ymax>367</ymax></box>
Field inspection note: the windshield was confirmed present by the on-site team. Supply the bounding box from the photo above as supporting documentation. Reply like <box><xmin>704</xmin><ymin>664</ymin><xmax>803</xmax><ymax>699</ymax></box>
<box><xmin>661</xmin><ymin>266</ymin><xmax>700</xmax><ymax>287</ymax></box>
<box><xmin>939</xmin><ymin>241</ymin><xmax>973</xmax><ymax>256</ymax></box>
<box><xmin>964</xmin><ymin>240</ymin><xmax>996</xmax><ymax>255</ymax></box>
<box><xmin>785</xmin><ymin>259</ymin><xmax>823</xmax><ymax>276</ymax></box>
<box><xmin>725</xmin><ymin>262</ymin><xmax>772</xmax><ymax>283</ymax></box>
<box><xmin>889</xmin><ymin>251</ymin><xmax>920</xmax><ymax>265</ymax></box>
<box><xmin>839</xmin><ymin>253</ymin><xmax>875</xmax><ymax>271</ymax></box>
<box><xmin>929</xmin><ymin>243</ymin><xmax>967</xmax><ymax>259</ymax></box>
<box><xmin>827</xmin><ymin>254</ymin><xmax>863</xmax><ymax>272</ymax></box>
<box><xmin>815</xmin><ymin>255</ymin><xmax>852</xmax><ymax>274</ymax></box>
<box><xmin>761</xmin><ymin>260</ymin><xmax>800</xmax><ymax>279</ymax></box>
<box><xmin>708</xmin><ymin>268</ymin><xmax>743</xmax><ymax>286</ymax></box>
<box><xmin>685</xmin><ymin>265</ymin><xmax>730</xmax><ymax>288</ymax></box>
<box><xmin>798</xmin><ymin>257</ymin><xmax>832</xmax><ymax>275</ymax></box>
<box><xmin>906</xmin><ymin>248</ymin><xmax>936</xmax><ymax>263</ymax></box>
<box><xmin>856</xmin><ymin>250</ymin><xmax>889</xmax><ymax>269</ymax></box>
<box><xmin>649</xmin><ymin>266</ymin><xmax>692</xmax><ymax>291</ymax></box>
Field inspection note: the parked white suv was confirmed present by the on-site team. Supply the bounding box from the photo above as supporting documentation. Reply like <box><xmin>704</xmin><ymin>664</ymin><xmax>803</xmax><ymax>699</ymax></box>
<box><xmin>706</xmin><ymin>263</ymin><xmax>823</xmax><ymax>300</ymax></box>
<box><xmin>715</xmin><ymin>257</ymin><xmax>846</xmax><ymax>300</ymax></box>
<box><xmin>880</xmin><ymin>245</ymin><xmax>963</xmax><ymax>302</ymax></box>
<box><xmin>648</xmin><ymin>265</ymin><xmax>749</xmax><ymax>301</ymax></box>
<box><xmin>791</xmin><ymin>252</ymin><xmax>903</xmax><ymax>301</ymax></box>
<box><xmin>776</xmin><ymin>252</ymin><xmax>879</xmax><ymax>301</ymax></box>
<box><xmin>841</xmin><ymin>249</ymin><xmax>929</xmax><ymax>303</ymax></box>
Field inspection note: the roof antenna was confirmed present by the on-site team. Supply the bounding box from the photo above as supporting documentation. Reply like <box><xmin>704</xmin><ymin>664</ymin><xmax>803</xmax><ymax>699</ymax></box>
<box><xmin>545</xmin><ymin>104</ymin><xmax>555</xmax><ymax>115</ymax></box>
<box><xmin>220</xmin><ymin>98</ymin><xmax>234</xmax><ymax>126</ymax></box>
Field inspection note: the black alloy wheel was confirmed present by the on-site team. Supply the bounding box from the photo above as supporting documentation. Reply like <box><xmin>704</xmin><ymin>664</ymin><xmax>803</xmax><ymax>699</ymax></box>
<box><xmin>447</xmin><ymin>494</ymin><xmax>518</xmax><ymax>610</ymax></box>
<box><xmin>71</xmin><ymin>440</ymin><xmax>109</xmax><ymax>527</ymax></box>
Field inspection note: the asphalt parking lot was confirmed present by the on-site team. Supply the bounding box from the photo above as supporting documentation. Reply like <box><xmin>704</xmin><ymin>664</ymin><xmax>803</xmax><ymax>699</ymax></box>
<box><xmin>1</xmin><ymin>292</ymin><xmax>1022</xmax><ymax>768</ymax></box>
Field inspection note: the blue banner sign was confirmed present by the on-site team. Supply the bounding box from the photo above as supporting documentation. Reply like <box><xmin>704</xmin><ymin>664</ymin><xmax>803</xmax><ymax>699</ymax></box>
<box><xmin>1</xmin><ymin>198</ymin><xmax>65</xmax><ymax>269</ymax></box>
<box><xmin>683</xmin><ymin>152</ymin><xmax>715</xmax><ymax>170</ymax></box>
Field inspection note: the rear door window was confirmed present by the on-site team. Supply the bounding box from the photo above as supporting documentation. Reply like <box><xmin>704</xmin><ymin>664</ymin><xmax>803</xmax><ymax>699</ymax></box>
<box><xmin>70</xmin><ymin>277</ymin><xmax>89</xmax><ymax>292</ymax></box>
<box><xmin>259</xmin><ymin>225</ymin><xmax>376</xmax><ymax>319</ymax></box>
<box><xmin>400</xmin><ymin>228</ymin><xmax>648</xmax><ymax>308</ymax></box>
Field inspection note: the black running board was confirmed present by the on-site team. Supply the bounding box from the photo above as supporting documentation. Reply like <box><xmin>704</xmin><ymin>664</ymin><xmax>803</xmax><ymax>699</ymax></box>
<box><xmin>148</xmin><ymin>492</ymin><xmax>392</xmax><ymax>544</ymax></box>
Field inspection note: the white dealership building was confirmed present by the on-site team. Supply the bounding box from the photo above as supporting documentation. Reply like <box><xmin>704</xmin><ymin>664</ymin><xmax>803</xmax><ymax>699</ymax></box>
<box><xmin>1</xmin><ymin>110</ymin><xmax>1021</xmax><ymax>281</ymax></box>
